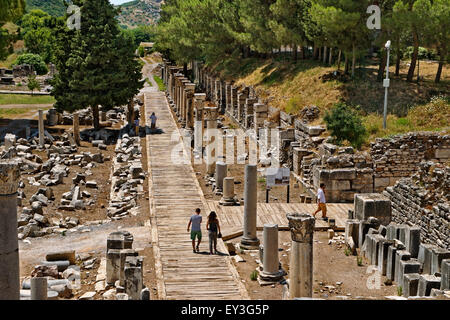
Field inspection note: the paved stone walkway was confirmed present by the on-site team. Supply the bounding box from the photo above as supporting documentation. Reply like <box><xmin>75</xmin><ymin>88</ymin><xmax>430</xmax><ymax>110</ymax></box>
<box><xmin>143</xmin><ymin>79</ymin><xmax>248</xmax><ymax>300</ymax></box>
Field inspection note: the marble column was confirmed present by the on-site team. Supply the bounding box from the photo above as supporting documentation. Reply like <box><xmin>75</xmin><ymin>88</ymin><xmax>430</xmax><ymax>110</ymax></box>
<box><xmin>241</xmin><ymin>164</ymin><xmax>260</xmax><ymax>249</ymax></box>
<box><xmin>204</xmin><ymin>107</ymin><xmax>218</xmax><ymax>176</ymax></box>
<box><xmin>184</xmin><ymin>83</ymin><xmax>196</xmax><ymax>129</ymax></box>
<box><xmin>215</xmin><ymin>161</ymin><xmax>227</xmax><ymax>191</ymax></box>
<box><xmin>287</xmin><ymin>213</ymin><xmax>315</xmax><ymax>298</ymax></box>
<box><xmin>0</xmin><ymin>160</ymin><xmax>20</xmax><ymax>300</ymax></box>
<box><xmin>38</xmin><ymin>109</ymin><xmax>44</xmax><ymax>147</ymax></box>
<box><xmin>259</xmin><ymin>224</ymin><xmax>284</xmax><ymax>282</ymax></box>
<box><xmin>30</xmin><ymin>277</ymin><xmax>47</xmax><ymax>300</ymax></box>
<box><xmin>219</xmin><ymin>177</ymin><xmax>238</xmax><ymax>206</ymax></box>
<box><xmin>73</xmin><ymin>112</ymin><xmax>80</xmax><ymax>146</ymax></box>
<box><xmin>194</xmin><ymin>93</ymin><xmax>206</xmax><ymax>156</ymax></box>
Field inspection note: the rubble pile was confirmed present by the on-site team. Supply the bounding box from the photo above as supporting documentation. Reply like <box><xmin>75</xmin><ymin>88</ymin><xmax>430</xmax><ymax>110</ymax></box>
<box><xmin>107</xmin><ymin>133</ymin><xmax>145</xmax><ymax>220</ymax></box>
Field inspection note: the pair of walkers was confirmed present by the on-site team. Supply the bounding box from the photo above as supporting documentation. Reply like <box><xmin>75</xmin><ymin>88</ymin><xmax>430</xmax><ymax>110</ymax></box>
<box><xmin>187</xmin><ymin>208</ymin><xmax>221</xmax><ymax>255</ymax></box>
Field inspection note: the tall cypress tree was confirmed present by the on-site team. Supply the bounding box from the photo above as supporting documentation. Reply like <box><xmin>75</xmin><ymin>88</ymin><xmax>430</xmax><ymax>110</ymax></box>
<box><xmin>52</xmin><ymin>0</ymin><xmax>143</xmax><ymax>130</ymax></box>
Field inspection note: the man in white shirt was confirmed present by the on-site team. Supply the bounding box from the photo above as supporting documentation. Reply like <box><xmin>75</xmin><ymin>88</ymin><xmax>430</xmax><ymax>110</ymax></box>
<box><xmin>313</xmin><ymin>183</ymin><xmax>328</xmax><ymax>221</ymax></box>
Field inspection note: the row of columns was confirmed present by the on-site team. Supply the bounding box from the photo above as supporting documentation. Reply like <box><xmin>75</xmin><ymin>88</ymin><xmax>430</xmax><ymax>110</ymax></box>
<box><xmin>165</xmin><ymin>61</ymin><xmax>315</xmax><ymax>299</ymax></box>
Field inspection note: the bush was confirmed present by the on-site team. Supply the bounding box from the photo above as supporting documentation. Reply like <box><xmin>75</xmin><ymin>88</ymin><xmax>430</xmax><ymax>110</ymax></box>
<box><xmin>138</xmin><ymin>46</ymin><xmax>145</xmax><ymax>57</ymax></box>
<box><xmin>14</xmin><ymin>53</ymin><xmax>48</xmax><ymax>75</ymax></box>
<box><xmin>404</xmin><ymin>46</ymin><xmax>436</xmax><ymax>60</ymax></box>
<box><xmin>324</xmin><ymin>103</ymin><xmax>367</xmax><ymax>149</ymax></box>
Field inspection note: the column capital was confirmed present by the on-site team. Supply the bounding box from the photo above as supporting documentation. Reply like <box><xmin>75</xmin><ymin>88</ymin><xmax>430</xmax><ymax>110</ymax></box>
<box><xmin>194</xmin><ymin>93</ymin><xmax>206</xmax><ymax>101</ymax></box>
<box><xmin>0</xmin><ymin>160</ymin><xmax>20</xmax><ymax>195</ymax></box>
<box><xmin>286</xmin><ymin>213</ymin><xmax>315</xmax><ymax>243</ymax></box>
<box><xmin>203</xmin><ymin>107</ymin><xmax>218</xmax><ymax>121</ymax></box>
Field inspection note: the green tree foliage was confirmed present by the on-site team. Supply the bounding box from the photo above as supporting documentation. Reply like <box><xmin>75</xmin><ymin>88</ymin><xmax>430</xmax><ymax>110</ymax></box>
<box><xmin>18</xmin><ymin>9</ymin><xmax>62</xmax><ymax>63</ymax></box>
<box><xmin>120</xmin><ymin>24</ymin><xmax>157</xmax><ymax>48</ymax></box>
<box><xmin>0</xmin><ymin>0</ymin><xmax>26</xmax><ymax>59</ymax></box>
<box><xmin>324</xmin><ymin>102</ymin><xmax>367</xmax><ymax>149</ymax></box>
<box><xmin>156</xmin><ymin>0</ymin><xmax>448</xmax><ymax>82</ymax></box>
<box><xmin>25</xmin><ymin>0</ymin><xmax>67</xmax><ymax>17</ymax></box>
<box><xmin>51</xmin><ymin>0</ymin><xmax>144</xmax><ymax>130</ymax></box>
<box><xmin>27</xmin><ymin>74</ymin><xmax>40</xmax><ymax>94</ymax></box>
<box><xmin>13</xmin><ymin>52</ymin><xmax>48</xmax><ymax>74</ymax></box>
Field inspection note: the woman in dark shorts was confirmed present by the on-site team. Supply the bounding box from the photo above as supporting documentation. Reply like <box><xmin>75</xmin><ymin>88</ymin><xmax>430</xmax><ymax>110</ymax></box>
<box><xmin>206</xmin><ymin>211</ymin><xmax>221</xmax><ymax>255</ymax></box>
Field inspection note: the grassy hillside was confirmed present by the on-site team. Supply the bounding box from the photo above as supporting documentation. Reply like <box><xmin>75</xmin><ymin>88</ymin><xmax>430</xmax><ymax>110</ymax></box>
<box><xmin>116</xmin><ymin>0</ymin><xmax>161</xmax><ymax>28</ymax></box>
<box><xmin>25</xmin><ymin>0</ymin><xmax>67</xmax><ymax>17</ymax></box>
<box><xmin>212</xmin><ymin>54</ymin><xmax>449</xmax><ymax>141</ymax></box>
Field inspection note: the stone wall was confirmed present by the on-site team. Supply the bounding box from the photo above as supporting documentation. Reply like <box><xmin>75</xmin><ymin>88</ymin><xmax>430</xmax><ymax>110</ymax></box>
<box><xmin>383</xmin><ymin>161</ymin><xmax>450</xmax><ymax>250</ymax></box>
<box><xmin>371</xmin><ymin>132</ymin><xmax>450</xmax><ymax>192</ymax></box>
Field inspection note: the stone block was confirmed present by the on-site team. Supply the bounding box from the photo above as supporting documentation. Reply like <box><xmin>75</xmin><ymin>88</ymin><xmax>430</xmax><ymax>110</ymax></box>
<box><xmin>106</xmin><ymin>249</ymin><xmax>121</xmax><ymax>285</ymax></box>
<box><xmin>124</xmin><ymin>256</ymin><xmax>143</xmax><ymax>300</ymax></box>
<box><xmin>405</xmin><ymin>226</ymin><xmax>421</xmax><ymax>258</ymax></box>
<box><xmin>370</xmin><ymin>235</ymin><xmax>385</xmax><ymax>266</ymax></box>
<box><xmin>345</xmin><ymin>219</ymin><xmax>360</xmax><ymax>248</ymax></box>
<box><xmin>403</xmin><ymin>273</ymin><xmax>421</xmax><ymax>297</ymax></box>
<box><xmin>378</xmin><ymin>225</ymin><xmax>387</xmax><ymax>237</ymax></box>
<box><xmin>354</xmin><ymin>193</ymin><xmax>392</xmax><ymax>225</ymax></box>
<box><xmin>119</xmin><ymin>249</ymin><xmax>138</xmax><ymax>287</ymax></box>
<box><xmin>418</xmin><ymin>275</ymin><xmax>441</xmax><ymax>296</ymax></box>
<box><xmin>431</xmin><ymin>248</ymin><xmax>450</xmax><ymax>275</ymax></box>
<box><xmin>378</xmin><ymin>239</ymin><xmax>395</xmax><ymax>275</ymax></box>
<box><xmin>330</xmin><ymin>180</ymin><xmax>351</xmax><ymax>191</ymax></box>
<box><xmin>397</xmin><ymin>225</ymin><xmax>408</xmax><ymax>245</ymax></box>
<box><xmin>386</xmin><ymin>246</ymin><xmax>398</xmax><ymax>281</ymax></box>
<box><xmin>398</xmin><ymin>259</ymin><xmax>421</xmax><ymax>290</ymax></box>
<box><xmin>386</xmin><ymin>224</ymin><xmax>399</xmax><ymax>240</ymax></box>
<box><xmin>374</xmin><ymin>177</ymin><xmax>390</xmax><ymax>188</ymax></box>
<box><xmin>441</xmin><ymin>259</ymin><xmax>450</xmax><ymax>290</ymax></box>
<box><xmin>418</xmin><ymin>244</ymin><xmax>436</xmax><ymax>274</ymax></box>
<box><xmin>395</xmin><ymin>250</ymin><xmax>411</xmax><ymax>284</ymax></box>
<box><xmin>435</xmin><ymin>148</ymin><xmax>450</xmax><ymax>159</ymax></box>
<box><xmin>329</xmin><ymin>169</ymin><xmax>356</xmax><ymax>180</ymax></box>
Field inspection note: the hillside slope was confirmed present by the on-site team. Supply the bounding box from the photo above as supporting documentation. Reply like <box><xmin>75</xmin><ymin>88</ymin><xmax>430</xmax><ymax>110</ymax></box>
<box><xmin>25</xmin><ymin>0</ymin><xmax>66</xmax><ymax>16</ymax></box>
<box><xmin>117</xmin><ymin>0</ymin><xmax>161</xmax><ymax>28</ymax></box>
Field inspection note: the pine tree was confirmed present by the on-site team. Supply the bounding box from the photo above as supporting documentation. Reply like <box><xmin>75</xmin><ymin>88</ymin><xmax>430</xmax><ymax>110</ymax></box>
<box><xmin>52</xmin><ymin>0</ymin><xmax>143</xmax><ymax>130</ymax></box>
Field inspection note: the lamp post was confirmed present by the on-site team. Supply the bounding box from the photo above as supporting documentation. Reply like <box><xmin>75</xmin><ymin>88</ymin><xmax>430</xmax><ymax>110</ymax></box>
<box><xmin>383</xmin><ymin>40</ymin><xmax>391</xmax><ymax>129</ymax></box>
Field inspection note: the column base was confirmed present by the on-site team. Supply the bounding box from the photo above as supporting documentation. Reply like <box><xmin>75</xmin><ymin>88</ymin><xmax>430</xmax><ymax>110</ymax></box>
<box><xmin>258</xmin><ymin>269</ymin><xmax>286</xmax><ymax>284</ymax></box>
<box><xmin>219</xmin><ymin>197</ymin><xmax>239</xmax><ymax>206</ymax></box>
<box><xmin>240</xmin><ymin>238</ymin><xmax>260</xmax><ymax>250</ymax></box>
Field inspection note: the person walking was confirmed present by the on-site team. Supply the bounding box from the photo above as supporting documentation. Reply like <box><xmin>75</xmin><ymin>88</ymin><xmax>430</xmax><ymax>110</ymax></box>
<box><xmin>312</xmin><ymin>183</ymin><xmax>328</xmax><ymax>221</ymax></box>
<box><xmin>150</xmin><ymin>112</ymin><xmax>157</xmax><ymax>130</ymax></box>
<box><xmin>206</xmin><ymin>211</ymin><xmax>221</xmax><ymax>255</ymax></box>
<box><xmin>187</xmin><ymin>208</ymin><xmax>202</xmax><ymax>253</ymax></box>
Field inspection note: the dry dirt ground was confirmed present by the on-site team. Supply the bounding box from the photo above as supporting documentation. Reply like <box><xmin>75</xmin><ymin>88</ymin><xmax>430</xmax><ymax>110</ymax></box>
<box><xmin>229</xmin><ymin>231</ymin><xmax>399</xmax><ymax>300</ymax></box>
<box><xmin>15</xmin><ymin>104</ymin><xmax>158</xmax><ymax>300</ymax></box>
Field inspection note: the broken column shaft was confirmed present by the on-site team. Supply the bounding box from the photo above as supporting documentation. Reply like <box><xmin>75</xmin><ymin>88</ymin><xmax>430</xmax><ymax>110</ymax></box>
<box><xmin>0</xmin><ymin>160</ymin><xmax>21</xmax><ymax>300</ymax></box>
<box><xmin>30</xmin><ymin>277</ymin><xmax>47</xmax><ymax>300</ymax></box>
<box><xmin>38</xmin><ymin>110</ymin><xmax>44</xmax><ymax>147</ymax></box>
<box><xmin>287</xmin><ymin>213</ymin><xmax>315</xmax><ymax>298</ymax></box>
<box><xmin>240</xmin><ymin>164</ymin><xmax>260</xmax><ymax>249</ymax></box>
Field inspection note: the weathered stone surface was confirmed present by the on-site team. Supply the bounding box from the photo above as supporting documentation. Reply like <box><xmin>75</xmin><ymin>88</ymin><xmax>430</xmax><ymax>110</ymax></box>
<box><xmin>418</xmin><ymin>275</ymin><xmax>441</xmax><ymax>296</ymax></box>
<box><xmin>46</xmin><ymin>250</ymin><xmax>76</xmax><ymax>265</ymax></box>
<box><xmin>354</xmin><ymin>193</ymin><xmax>392</xmax><ymax>225</ymax></box>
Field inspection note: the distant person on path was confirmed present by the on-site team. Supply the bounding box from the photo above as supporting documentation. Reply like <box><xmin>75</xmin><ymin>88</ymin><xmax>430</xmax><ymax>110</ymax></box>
<box><xmin>134</xmin><ymin>117</ymin><xmax>140</xmax><ymax>136</ymax></box>
<box><xmin>313</xmin><ymin>183</ymin><xmax>328</xmax><ymax>221</ymax></box>
<box><xmin>187</xmin><ymin>208</ymin><xmax>202</xmax><ymax>253</ymax></box>
<box><xmin>206</xmin><ymin>211</ymin><xmax>221</xmax><ymax>255</ymax></box>
<box><xmin>150</xmin><ymin>112</ymin><xmax>157</xmax><ymax>130</ymax></box>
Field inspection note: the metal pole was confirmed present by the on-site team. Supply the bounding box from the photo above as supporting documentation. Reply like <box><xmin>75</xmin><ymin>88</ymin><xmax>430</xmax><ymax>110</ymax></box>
<box><xmin>266</xmin><ymin>188</ymin><xmax>269</xmax><ymax>203</ymax></box>
<box><xmin>287</xmin><ymin>185</ymin><xmax>290</xmax><ymax>203</ymax></box>
<box><xmin>383</xmin><ymin>46</ymin><xmax>390</xmax><ymax>130</ymax></box>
